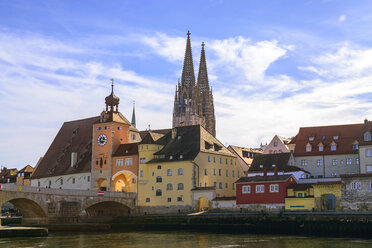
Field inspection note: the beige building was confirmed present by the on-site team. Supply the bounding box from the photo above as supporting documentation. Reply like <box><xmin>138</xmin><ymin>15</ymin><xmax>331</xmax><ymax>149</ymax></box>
<box><xmin>227</xmin><ymin>146</ymin><xmax>262</xmax><ymax>175</ymax></box>
<box><xmin>263</xmin><ymin>135</ymin><xmax>292</xmax><ymax>154</ymax></box>
<box><xmin>137</xmin><ymin>125</ymin><xmax>243</xmax><ymax>214</ymax></box>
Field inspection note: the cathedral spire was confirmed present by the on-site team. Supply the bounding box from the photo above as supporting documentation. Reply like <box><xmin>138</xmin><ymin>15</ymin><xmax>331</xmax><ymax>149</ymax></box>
<box><xmin>197</xmin><ymin>42</ymin><xmax>209</xmax><ymax>92</ymax></box>
<box><xmin>181</xmin><ymin>30</ymin><xmax>196</xmax><ymax>87</ymax></box>
<box><xmin>131</xmin><ymin>100</ymin><xmax>136</xmax><ymax>128</ymax></box>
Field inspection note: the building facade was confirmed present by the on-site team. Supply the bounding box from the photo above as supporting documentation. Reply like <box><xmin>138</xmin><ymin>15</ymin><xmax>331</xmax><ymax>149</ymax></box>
<box><xmin>137</xmin><ymin>125</ymin><xmax>242</xmax><ymax>214</ymax></box>
<box><xmin>263</xmin><ymin>135</ymin><xmax>292</xmax><ymax>154</ymax></box>
<box><xmin>227</xmin><ymin>145</ymin><xmax>262</xmax><ymax>175</ymax></box>
<box><xmin>173</xmin><ymin>31</ymin><xmax>216</xmax><ymax>137</ymax></box>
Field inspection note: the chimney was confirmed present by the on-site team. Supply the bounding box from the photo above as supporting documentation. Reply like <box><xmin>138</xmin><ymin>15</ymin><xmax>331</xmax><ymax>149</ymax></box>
<box><xmin>71</xmin><ymin>152</ymin><xmax>77</xmax><ymax>168</ymax></box>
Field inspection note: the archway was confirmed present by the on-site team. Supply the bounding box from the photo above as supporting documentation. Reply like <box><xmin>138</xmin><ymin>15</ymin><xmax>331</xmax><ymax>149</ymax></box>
<box><xmin>96</xmin><ymin>178</ymin><xmax>107</xmax><ymax>191</ymax></box>
<box><xmin>112</xmin><ymin>171</ymin><xmax>137</xmax><ymax>193</ymax></box>
<box><xmin>84</xmin><ymin>201</ymin><xmax>131</xmax><ymax>222</ymax></box>
<box><xmin>321</xmin><ymin>194</ymin><xmax>336</xmax><ymax>211</ymax></box>
<box><xmin>198</xmin><ymin>197</ymin><xmax>210</xmax><ymax>212</ymax></box>
<box><xmin>1</xmin><ymin>198</ymin><xmax>47</xmax><ymax>225</ymax></box>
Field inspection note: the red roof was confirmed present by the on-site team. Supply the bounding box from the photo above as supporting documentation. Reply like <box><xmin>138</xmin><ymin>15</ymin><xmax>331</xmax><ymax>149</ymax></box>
<box><xmin>293</xmin><ymin>123</ymin><xmax>364</xmax><ymax>157</ymax></box>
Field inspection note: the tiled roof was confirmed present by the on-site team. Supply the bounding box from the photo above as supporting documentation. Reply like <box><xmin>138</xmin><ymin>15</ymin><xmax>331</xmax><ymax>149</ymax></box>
<box><xmin>228</xmin><ymin>145</ymin><xmax>262</xmax><ymax>172</ymax></box>
<box><xmin>235</xmin><ymin>174</ymin><xmax>293</xmax><ymax>184</ymax></box>
<box><xmin>139</xmin><ymin>131</ymin><xmax>167</xmax><ymax>144</ymax></box>
<box><xmin>292</xmin><ymin>123</ymin><xmax>366</xmax><ymax>156</ymax></box>
<box><xmin>31</xmin><ymin>116</ymin><xmax>100</xmax><ymax>179</ymax></box>
<box><xmin>249</xmin><ymin>153</ymin><xmax>301</xmax><ymax>172</ymax></box>
<box><xmin>113</xmin><ymin>143</ymin><xmax>139</xmax><ymax>157</ymax></box>
<box><xmin>139</xmin><ymin>128</ymin><xmax>171</xmax><ymax>139</ymax></box>
<box><xmin>18</xmin><ymin>165</ymin><xmax>34</xmax><ymax>173</ymax></box>
<box><xmin>0</xmin><ymin>168</ymin><xmax>18</xmax><ymax>183</ymax></box>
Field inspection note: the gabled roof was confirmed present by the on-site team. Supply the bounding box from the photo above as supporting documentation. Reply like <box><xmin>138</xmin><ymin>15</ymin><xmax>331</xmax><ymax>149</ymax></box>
<box><xmin>227</xmin><ymin>145</ymin><xmax>263</xmax><ymax>172</ymax></box>
<box><xmin>0</xmin><ymin>168</ymin><xmax>18</xmax><ymax>183</ymax></box>
<box><xmin>31</xmin><ymin>116</ymin><xmax>100</xmax><ymax>179</ymax></box>
<box><xmin>18</xmin><ymin>165</ymin><xmax>34</xmax><ymax>173</ymax></box>
<box><xmin>293</xmin><ymin>123</ymin><xmax>365</xmax><ymax>156</ymax></box>
<box><xmin>139</xmin><ymin>131</ymin><xmax>167</xmax><ymax>144</ymax></box>
<box><xmin>249</xmin><ymin>153</ymin><xmax>300</xmax><ymax>172</ymax></box>
<box><xmin>148</xmin><ymin>125</ymin><xmax>234</xmax><ymax>163</ymax></box>
<box><xmin>113</xmin><ymin>143</ymin><xmax>139</xmax><ymax>157</ymax></box>
<box><xmin>139</xmin><ymin>128</ymin><xmax>171</xmax><ymax>139</ymax></box>
<box><xmin>235</xmin><ymin>174</ymin><xmax>294</xmax><ymax>184</ymax></box>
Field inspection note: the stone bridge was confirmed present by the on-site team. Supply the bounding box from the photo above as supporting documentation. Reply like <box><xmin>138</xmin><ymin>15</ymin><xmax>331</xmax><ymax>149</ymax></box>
<box><xmin>0</xmin><ymin>184</ymin><xmax>136</xmax><ymax>225</ymax></box>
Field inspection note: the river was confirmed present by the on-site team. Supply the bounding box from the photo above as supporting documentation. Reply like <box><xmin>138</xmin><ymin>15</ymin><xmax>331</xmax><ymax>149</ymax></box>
<box><xmin>1</xmin><ymin>231</ymin><xmax>372</xmax><ymax>248</ymax></box>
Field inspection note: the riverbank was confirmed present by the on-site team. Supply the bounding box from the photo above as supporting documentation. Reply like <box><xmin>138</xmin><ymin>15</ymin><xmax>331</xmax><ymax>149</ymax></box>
<box><xmin>0</xmin><ymin>226</ymin><xmax>48</xmax><ymax>238</ymax></box>
<box><xmin>111</xmin><ymin>212</ymin><xmax>372</xmax><ymax>238</ymax></box>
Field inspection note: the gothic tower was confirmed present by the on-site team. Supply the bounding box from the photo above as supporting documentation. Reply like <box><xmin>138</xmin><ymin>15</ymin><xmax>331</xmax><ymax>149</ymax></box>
<box><xmin>172</xmin><ymin>31</ymin><xmax>216</xmax><ymax>136</ymax></box>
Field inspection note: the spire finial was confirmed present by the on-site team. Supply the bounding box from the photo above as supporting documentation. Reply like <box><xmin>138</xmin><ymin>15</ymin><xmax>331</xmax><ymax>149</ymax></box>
<box><xmin>201</xmin><ymin>41</ymin><xmax>205</xmax><ymax>47</ymax></box>
<box><xmin>187</xmin><ymin>30</ymin><xmax>191</xmax><ymax>38</ymax></box>
<box><xmin>110</xmin><ymin>78</ymin><xmax>114</xmax><ymax>93</ymax></box>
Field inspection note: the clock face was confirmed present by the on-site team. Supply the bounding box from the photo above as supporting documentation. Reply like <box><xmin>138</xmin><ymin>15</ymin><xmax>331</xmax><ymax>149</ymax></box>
<box><xmin>97</xmin><ymin>134</ymin><xmax>107</xmax><ymax>146</ymax></box>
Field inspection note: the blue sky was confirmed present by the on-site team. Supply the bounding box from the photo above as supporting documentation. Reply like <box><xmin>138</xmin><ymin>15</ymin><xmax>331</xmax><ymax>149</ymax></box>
<box><xmin>2</xmin><ymin>0</ymin><xmax>372</xmax><ymax>169</ymax></box>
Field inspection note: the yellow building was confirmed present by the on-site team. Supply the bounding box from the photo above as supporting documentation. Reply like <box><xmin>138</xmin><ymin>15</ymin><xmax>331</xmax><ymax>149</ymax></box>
<box><xmin>285</xmin><ymin>180</ymin><xmax>342</xmax><ymax>211</ymax></box>
<box><xmin>137</xmin><ymin>125</ymin><xmax>243</xmax><ymax>214</ymax></box>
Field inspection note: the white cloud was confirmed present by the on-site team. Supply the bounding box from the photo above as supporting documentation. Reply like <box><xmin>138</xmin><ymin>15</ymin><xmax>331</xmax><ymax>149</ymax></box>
<box><xmin>339</xmin><ymin>15</ymin><xmax>346</xmax><ymax>22</ymax></box>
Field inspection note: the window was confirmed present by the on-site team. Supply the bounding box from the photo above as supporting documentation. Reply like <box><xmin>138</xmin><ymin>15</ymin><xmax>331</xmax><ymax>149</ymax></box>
<box><xmin>270</xmin><ymin>184</ymin><xmax>279</xmax><ymax>192</ymax></box>
<box><xmin>117</xmin><ymin>126</ymin><xmax>122</xmax><ymax>130</ymax></box>
<box><xmin>140</xmin><ymin>170</ymin><xmax>144</xmax><ymax>177</ymax></box>
<box><xmin>167</xmin><ymin>169</ymin><xmax>172</xmax><ymax>176</ymax></box>
<box><xmin>220</xmin><ymin>158</ymin><xmax>222</xmax><ymax>164</ymax></box>
<box><xmin>232</xmin><ymin>183</ymin><xmax>235</xmax><ymax>190</ymax></box>
<box><xmin>256</xmin><ymin>185</ymin><xmax>264</xmax><ymax>193</ymax></box>
<box><xmin>232</xmin><ymin>170</ymin><xmax>235</xmax><ymax>177</ymax></box>
<box><xmin>208</xmin><ymin>156</ymin><xmax>210</xmax><ymax>162</ymax></box>
<box><xmin>356</xmin><ymin>158</ymin><xmax>360</xmax><ymax>165</ymax></box>
<box><xmin>218</xmin><ymin>169</ymin><xmax>221</xmax><ymax>176</ymax></box>
<box><xmin>104</xmin><ymin>125</ymin><xmax>110</xmax><ymax>130</ymax></box>
<box><xmin>238</xmin><ymin>171</ymin><xmax>240</xmax><ymax>177</ymax></box>
<box><xmin>156</xmin><ymin>189</ymin><xmax>162</xmax><ymax>196</ymax></box>
<box><xmin>87</xmin><ymin>176</ymin><xmax>90</xmax><ymax>182</ymax></box>
<box><xmin>204</xmin><ymin>169</ymin><xmax>207</xmax><ymax>176</ymax></box>
<box><xmin>319</xmin><ymin>145</ymin><xmax>324</xmax><ymax>152</ymax></box>
<box><xmin>178</xmin><ymin>168</ymin><xmax>183</xmax><ymax>175</ymax></box>
<box><xmin>213</xmin><ymin>157</ymin><xmax>216</xmax><ymax>163</ymax></box>
<box><xmin>167</xmin><ymin>198</ymin><xmax>172</xmax><ymax>202</ymax></box>
<box><xmin>364</xmin><ymin>132</ymin><xmax>372</xmax><ymax>141</ymax></box>
<box><xmin>366</xmin><ymin>149</ymin><xmax>372</xmax><ymax>157</ymax></box>
<box><xmin>146</xmin><ymin>198</ymin><xmax>150</xmax><ymax>202</ymax></box>
<box><xmin>332</xmin><ymin>159</ymin><xmax>337</xmax><ymax>166</ymax></box>
<box><xmin>116</xmin><ymin>159</ymin><xmax>123</xmax><ymax>166</ymax></box>
<box><xmin>156</xmin><ymin>176</ymin><xmax>162</xmax><ymax>183</ymax></box>
<box><xmin>346</xmin><ymin>158</ymin><xmax>352</xmax><ymax>165</ymax></box>
<box><xmin>60</xmin><ymin>179</ymin><xmax>63</xmax><ymax>185</ymax></box>
<box><xmin>331</xmin><ymin>145</ymin><xmax>337</xmax><ymax>151</ymax></box>
<box><xmin>370</xmin><ymin>181</ymin><xmax>372</xmax><ymax>190</ymax></box>
<box><xmin>242</xmin><ymin>185</ymin><xmax>251</xmax><ymax>194</ymax></box>
<box><xmin>72</xmin><ymin>178</ymin><xmax>75</xmax><ymax>184</ymax></box>
<box><xmin>298</xmin><ymin>193</ymin><xmax>303</xmax><ymax>197</ymax></box>
<box><xmin>169</xmin><ymin>156</ymin><xmax>173</xmax><ymax>160</ymax></box>
<box><xmin>180</xmin><ymin>155</ymin><xmax>183</xmax><ymax>159</ymax></box>
<box><xmin>213</xmin><ymin>168</ymin><xmax>216</xmax><ymax>176</ymax></box>
<box><xmin>226</xmin><ymin>170</ymin><xmax>228</xmax><ymax>177</ymax></box>
<box><xmin>166</xmin><ymin>183</ymin><xmax>173</xmax><ymax>191</ymax></box>
<box><xmin>225</xmin><ymin>183</ymin><xmax>228</xmax><ymax>189</ymax></box>
<box><xmin>146</xmin><ymin>145</ymin><xmax>149</xmax><ymax>150</ymax></box>
<box><xmin>125</xmin><ymin>158</ymin><xmax>133</xmax><ymax>166</ymax></box>
<box><xmin>273</xmin><ymin>141</ymin><xmax>278</xmax><ymax>147</ymax></box>
<box><xmin>177</xmin><ymin>197</ymin><xmax>183</xmax><ymax>202</ymax></box>
<box><xmin>38</xmin><ymin>181</ymin><xmax>40</xmax><ymax>187</ymax></box>
<box><xmin>96</xmin><ymin>127</ymin><xmax>101</xmax><ymax>131</ymax></box>
<box><xmin>317</xmin><ymin>160</ymin><xmax>323</xmax><ymax>167</ymax></box>
<box><xmin>351</xmin><ymin>182</ymin><xmax>361</xmax><ymax>190</ymax></box>
<box><xmin>231</xmin><ymin>159</ymin><xmax>233</xmax><ymax>165</ymax></box>
<box><xmin>177</xmin><ymin>135</ymin><xmax>181</xmax><ymax>140</ymax></box>
<box><xmin>219</xmin><ymin>182</ymin><xmax>223</xmax><ymax>189</ymax></box>
<box><xmin>226</xmin><ymin>159</ymin><xmax>228</xmax><ymax>164</ymax></box>
<box><xmin>301</xmin><ymin>160</ymin><xmax>307</xmax><ymax>166</ymax></box>
<box><xmin>353</xmin><ymin>144</ymin><xmax>359</xmax><ymax>150</ymax></box>
<box><xmin>157</xmin><ymin>165</ymin><xmax>161</xmax><ymax>170</ymax></box>
<box><xmin>309</xmin><ymin>137</ymin><xmax>314</xmax><ymax>141</ymax></box>
<box><xmin>140</xmin><ymin>158</ymin><xmax>146</xmax><ymax>164</ymax></box>
<box><xmin>306</xmin><ymin>146</ymin><xmax>311</xmax><ymax>152</ymax></box>
<box><xmin>177</xmin><ymin>183</ymin><xmax>184</xmax><ymax>190</ymax></box>
<box><xmin>214</xmin><ymin>182</ymin><xmax>217</xmax><ymax>187</ymax></box>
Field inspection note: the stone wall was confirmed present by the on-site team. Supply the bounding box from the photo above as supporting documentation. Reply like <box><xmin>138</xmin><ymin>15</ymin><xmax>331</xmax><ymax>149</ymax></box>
<box><xmin>340</xmin><ymin>176</ymin><xmax>372</xmax><ymax>211</ymax></box>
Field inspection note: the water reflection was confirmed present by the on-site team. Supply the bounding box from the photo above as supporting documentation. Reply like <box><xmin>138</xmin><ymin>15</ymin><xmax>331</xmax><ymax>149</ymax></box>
<box><xmin>1</xmin><ymin>231</ymin><xmax>372</xmax><ymax>248</ymax></box>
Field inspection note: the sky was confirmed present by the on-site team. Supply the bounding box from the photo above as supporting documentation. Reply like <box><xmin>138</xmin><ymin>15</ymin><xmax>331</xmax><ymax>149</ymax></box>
<box><xmin>2</xmin><ymin>0</ymin><xmax>372</xmax><ymax>169</ymax></box>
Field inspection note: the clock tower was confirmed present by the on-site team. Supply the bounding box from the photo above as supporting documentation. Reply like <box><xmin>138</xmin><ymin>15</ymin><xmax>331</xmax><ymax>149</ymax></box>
<box><xmin>91</xmin><ymin>80</ymin><xmax>136</xmax><ymax>191</ymax></box>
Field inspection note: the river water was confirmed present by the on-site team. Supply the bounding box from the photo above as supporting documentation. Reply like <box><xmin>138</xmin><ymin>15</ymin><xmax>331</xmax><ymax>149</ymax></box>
<box><xmin>1</xmin><ymin>231</ymin><xmax>372</xmax><ymax>248</ymax></box>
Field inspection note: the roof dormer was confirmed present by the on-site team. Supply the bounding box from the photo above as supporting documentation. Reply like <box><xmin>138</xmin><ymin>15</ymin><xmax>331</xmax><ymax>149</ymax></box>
<box><xmin>305</xmin><ymin>142</ymin><xmax>312</xmax><ymax>152</ymax></box>
<box><xmin>330</xmin><ymin>141</ymin><xmax>337</xmax><ymax>151</ymax></box>
<box><xmin>318</xmin><ymin>142</ymin><xmax>324</xmax><ymax>152</ymax></box>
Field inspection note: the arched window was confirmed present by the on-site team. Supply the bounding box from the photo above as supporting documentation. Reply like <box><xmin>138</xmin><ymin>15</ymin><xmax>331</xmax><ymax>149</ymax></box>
<box><xmin>156</xmin><ymin>176</ymin><xmax>162</xmax><ymax>183</ymax></box>
<box><xmin>156</xmin><ymin>189</ymin><xmax>162</xmax><ymax>196</ymax></box>
<box><xmin>177</xmin><ymin>183</ymin><xmax>184</xmax><ymax>190</ymax></box>
<box><xmin>166</xmin><ymin>183</ymin><xmax>173</xmax><ymax>190</ymax></box>
<box><xmin>167</xmin><ymin>169</ymin><xmax>172</xmax><ymax>176</ymax></box>
<box><xmin>364</xmin><ymin>132</ymin><xmax>372</xmax><ymax>141</ymax></box>
<box><xmin>178</xmin><ymin>168</ymin><xmax>183</xmax><ymax>175</ymax></box>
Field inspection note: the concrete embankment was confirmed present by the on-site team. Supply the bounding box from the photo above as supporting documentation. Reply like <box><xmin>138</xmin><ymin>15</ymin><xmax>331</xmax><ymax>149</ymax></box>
<box><xmin>0</xmin><ymin>226</ymin><xmax>48</xmax><ymax>238</ymax></box>
<box><xmin>111</xmin><ymin>212</ymin><xmax>372</xmax><ymax>237</ymax></box>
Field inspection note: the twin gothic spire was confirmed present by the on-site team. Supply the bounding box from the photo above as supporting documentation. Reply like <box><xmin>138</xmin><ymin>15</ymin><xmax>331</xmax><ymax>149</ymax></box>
<box><xmin>173</xmin><ymin>31</ymin><xmax>216</xmax><ymax>136</ymax></box>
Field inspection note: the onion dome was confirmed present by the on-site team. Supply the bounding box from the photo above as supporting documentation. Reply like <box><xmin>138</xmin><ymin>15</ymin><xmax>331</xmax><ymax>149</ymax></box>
<box><xmin>105</xmin><ymin>79</ymin><xmax>120</xmax><ymax>112</ymax></box>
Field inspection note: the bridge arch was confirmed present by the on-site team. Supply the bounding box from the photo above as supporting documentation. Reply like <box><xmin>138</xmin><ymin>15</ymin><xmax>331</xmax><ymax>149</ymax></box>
<box><xmin>1</xmin><ymin>197</ymin><xmax>47</xmax><ymax>225</ymax></box>
<box><xmin>83</xmin><ymin>200</ymin><xmax>131</xmax><ymax>222</ymax></box>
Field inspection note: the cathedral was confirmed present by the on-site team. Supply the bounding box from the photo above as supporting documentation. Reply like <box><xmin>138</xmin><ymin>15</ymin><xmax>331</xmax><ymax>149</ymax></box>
<box><xmin>173</xmin><ymin>31</ymin><xmax>216</xmax><ymax>137</ymax></box>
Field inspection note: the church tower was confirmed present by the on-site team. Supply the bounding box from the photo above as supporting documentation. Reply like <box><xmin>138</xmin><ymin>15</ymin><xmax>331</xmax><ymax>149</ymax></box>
<box><xmin>172</xmin><ymin>31</ymin><xmax>216</xmax><ymax>136</ymax></box>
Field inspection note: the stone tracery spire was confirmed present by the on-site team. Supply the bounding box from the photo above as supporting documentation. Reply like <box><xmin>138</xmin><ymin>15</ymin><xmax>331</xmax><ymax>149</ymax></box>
<box><xmin>181</xmin><ymin>30</ymin><xmax>196</xmax><ymax>87</ymax></box>
<box><xmin>197</xmin><ymin>42</ymin><xmax>210</xmax><ymax>92</ymax></box>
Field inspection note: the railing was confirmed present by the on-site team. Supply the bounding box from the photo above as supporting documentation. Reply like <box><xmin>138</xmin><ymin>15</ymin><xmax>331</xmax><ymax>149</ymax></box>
<box><xmin>0</xmin><ymin>184</ymin><xmax>136</xmax><ymax>198</ymax></box>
